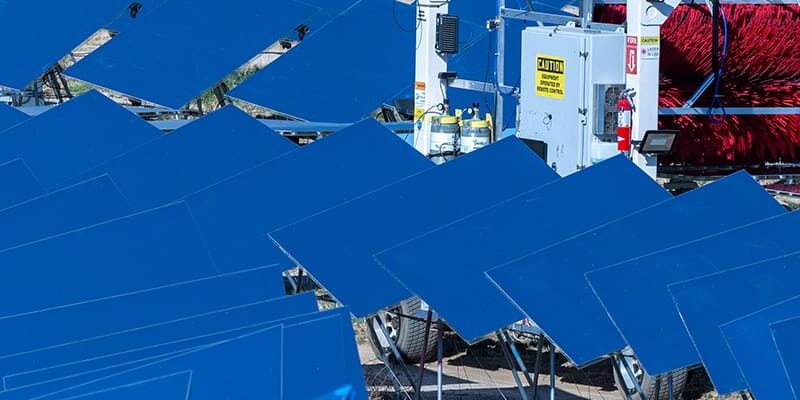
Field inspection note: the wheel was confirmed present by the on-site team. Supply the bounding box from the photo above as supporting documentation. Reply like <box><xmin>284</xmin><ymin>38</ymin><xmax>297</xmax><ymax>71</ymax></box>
<box><xmin>367</xmin><ymin>297</ymin><xmax>438</xmax><ymax>363</ymax></box>
<box><xmin>613</xmin><ymin>352</ymin><xmax>688</xmax><ymax>400</ymax></box>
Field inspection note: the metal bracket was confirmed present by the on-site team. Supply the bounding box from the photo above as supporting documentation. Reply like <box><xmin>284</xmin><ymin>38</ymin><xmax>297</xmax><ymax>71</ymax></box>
<box><xmin>639</xmin><ymin>0</ymin><xmax>682</xmax><ymax>25</ymax></box>
<box><xmin>616</xmin><ymin>353</ymin><xmax>650</xmax><ymax>400</ymax></box>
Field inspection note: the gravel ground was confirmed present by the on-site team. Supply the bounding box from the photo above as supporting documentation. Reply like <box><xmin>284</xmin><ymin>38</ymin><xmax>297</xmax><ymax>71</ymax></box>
<box><xmin>356</xmin><ymin>328</ymin><xmax>730</xmax><ymax>400</ymax></box>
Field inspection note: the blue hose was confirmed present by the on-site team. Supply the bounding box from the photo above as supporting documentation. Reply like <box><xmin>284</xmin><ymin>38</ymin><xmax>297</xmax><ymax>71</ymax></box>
<box><xmin>709</xmin><ymin>4</ymin><xmax>729</xmax><ymax>123</ymax></box>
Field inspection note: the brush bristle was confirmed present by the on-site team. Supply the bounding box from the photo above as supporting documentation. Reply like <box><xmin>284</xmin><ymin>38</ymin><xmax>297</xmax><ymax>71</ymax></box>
<box><xmin>595</xmin><ymin>4</ymin><xmax>800</xmax><ymax>165</ymax></box>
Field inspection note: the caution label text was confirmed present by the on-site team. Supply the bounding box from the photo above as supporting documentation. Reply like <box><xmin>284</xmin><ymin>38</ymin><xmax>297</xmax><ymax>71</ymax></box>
<box><xmin>536</xmin><ymin>55</ymin><xmax>566</xmax><ymax>100</ymax></box>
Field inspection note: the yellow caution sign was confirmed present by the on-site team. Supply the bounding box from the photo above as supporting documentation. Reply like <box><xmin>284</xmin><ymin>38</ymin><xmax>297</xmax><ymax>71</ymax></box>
<box><xmin>640</xmin><ymin>36</ymin><xmax>660</xmax><ymax>45</ymax></box>
<box><xmin>536</xmin><ymin>55</ymin><xmax>566</xmax><ymax>100</ymax></box>
<box><xmin>640</xmin><ymin>36</ymin><xmax>661</xmax><ymax>60</ymax></box>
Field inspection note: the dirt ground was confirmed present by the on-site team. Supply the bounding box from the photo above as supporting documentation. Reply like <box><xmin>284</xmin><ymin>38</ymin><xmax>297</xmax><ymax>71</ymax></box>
<box><xmin>357</xmin><ymin>333</ymin><xmax>733</xmax><ymax>400</ymax></box>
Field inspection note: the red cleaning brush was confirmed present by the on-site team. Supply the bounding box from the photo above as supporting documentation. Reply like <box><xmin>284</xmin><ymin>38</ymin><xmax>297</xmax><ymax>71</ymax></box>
<box><xmin>595</xmin><ymin>4</ymin><xmax>800</xmax><ymax>166</ymax></box>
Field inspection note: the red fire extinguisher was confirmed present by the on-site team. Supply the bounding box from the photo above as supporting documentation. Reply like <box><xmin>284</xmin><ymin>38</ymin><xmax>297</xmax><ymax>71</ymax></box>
<box><xmin>617</xmin><ymin>95</ymin><xmax>633</xmax><ymax>152</ymax></box>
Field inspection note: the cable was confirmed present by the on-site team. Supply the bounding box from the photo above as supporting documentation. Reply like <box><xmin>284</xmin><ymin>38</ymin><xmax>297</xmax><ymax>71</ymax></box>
<box><xmin>515</xmin><ymin>0</ymin><xmax>533</xmax><ymax>24</ymax></box>
<box><xmin>412</xmin><ymin>104</ymin><xmax>444</xmax><ymax>150</ymax></box>
<box><xmin>482</xmin><ymin>27</ymin><xmax>496</xmax><ymax>118</ymax></box>
<box><xmin>708</xmin><ymin>3</ymin><xmax>728</xmax><ymax>124</ymax></box>
<box><xmin>664</xmin><ymin>0</ymin><xmax>696</xmax><ymax>37</ymax></box>
<box><xmin>414</xmin><ymin>104</ymin><xmax>445</xmax><ymax>124</ymax></box>
<box><xmin>392</xmin><ymin>0</ymin><xmax>419</xmax><ymax>33</ymax></box>
<box><xmin>710</xmin><ymin>0</ymin><xmax>720</xmax><ymax>110</ymax></box>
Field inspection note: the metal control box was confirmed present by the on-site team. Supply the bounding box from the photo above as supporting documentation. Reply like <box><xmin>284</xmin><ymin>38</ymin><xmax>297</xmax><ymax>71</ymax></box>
<box><xmin>518</xmin><ymin>26</ymin><xmax>625</xmax><ymax>176</ymax></box>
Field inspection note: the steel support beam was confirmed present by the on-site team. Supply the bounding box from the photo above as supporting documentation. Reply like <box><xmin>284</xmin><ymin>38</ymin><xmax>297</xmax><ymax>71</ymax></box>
<box><xmin>661</xmin><ymin>107</ymin><xmax>800</xmax><ymax>115</ymax></box>
<box><xmin>500</xmin><ymin>7</ymin><xmax>623</xmax><ymax>31</ymax></box>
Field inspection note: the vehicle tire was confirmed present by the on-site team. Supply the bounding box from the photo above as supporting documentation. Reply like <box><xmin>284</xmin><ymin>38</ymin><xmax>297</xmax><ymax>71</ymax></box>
<box><xmin>367</xmin><ymin>297</ymin><xmax>438</xmax><ymax>363</ymax></box>
<box><xmin>613</xmin><ymin>352</ymin><xmax>688</xmax><ymax>400</ymax></box>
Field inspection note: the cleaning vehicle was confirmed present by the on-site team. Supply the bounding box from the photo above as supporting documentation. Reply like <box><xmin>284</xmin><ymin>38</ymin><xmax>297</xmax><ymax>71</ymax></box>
<box><xmin>373</xmin><ymin>0</ymin><xmax>800</xmax><ymax>399</ymax></box>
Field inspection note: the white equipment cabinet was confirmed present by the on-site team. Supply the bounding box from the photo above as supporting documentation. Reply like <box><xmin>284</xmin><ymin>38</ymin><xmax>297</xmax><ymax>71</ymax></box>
<box><xmin>518</xmin><ymin>26</ymin><xmax>626</xmax><ymax>176</ymax></box>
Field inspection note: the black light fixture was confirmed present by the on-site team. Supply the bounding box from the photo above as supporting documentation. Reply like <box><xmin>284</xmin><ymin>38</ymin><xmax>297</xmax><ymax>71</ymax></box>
<box><xmin>435</xmin><ymin>14</ymin><xmax>460</xmax><ymax>54</ymax></box>
<box><xmin>639</xmin><ymin>130</ymin><xmax>680</xmax><ymax>155</ymax></box>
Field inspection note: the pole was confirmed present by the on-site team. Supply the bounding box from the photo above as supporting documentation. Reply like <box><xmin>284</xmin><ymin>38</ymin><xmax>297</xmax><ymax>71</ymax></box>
<box><xmin>32</xmin><ymin>80</ymin><xmax>40</xmax><ymax>106</ymax></box>
<box><xmin>376</xmin><ymin>315</ymin><xmax>422</xmax><ymax>398</ymax></box>
<box><xmin>625</xmin><ymin>0</ymin><xmax>680</xmax><ymax>178</ymax></box>
<box><xmin>740</xmin><ymin>391</ymin><xmax>750</xmax><ymax>400</ymax></box>
<box><xmin>436</xmin><ymin>319</ymin><xmax>444</xmax><ymax>400</ymax></box>
<box><xmin>612</xmin><ymin>358</ymin><xmax>635</xmax><ymax>400</ymax></box>
<box><xmin>549</xmin><ymin>342</ymin><xmax>555</xmax><ymax>400</ymax></box>
<box><xmin>294</xmin><ymin>268</ymin><xmax>305</xmax><ymax>294</ymax></box>
<box><xmin>56</xmin><ymin>64</ymin><xmax>73</xmax><ymax>99</ymax></box>
<box><xmin>618</xmin><ymin>354</ymin><xmax>650</xmax><ymax>400</ymax></box>
<box><xmin>502</xmin><ymin>330</ymin><xmax>536</xmax><ymax>388</ymax></box>
<box><xmin>367</xmin><ymin>319</ymin><xmax>413</xmax><ymax>400</ymax></box>
<box><xmin>414</xmin><ymin>0</ymin><xmax>449</xmax><ymax>155</ymax></box>
<box><xmin>494</xmin><ymin>0</ymin><xmax>506</xmax><ymax>141</ymax></box>
<box><xmin>711</xmin><ymin>0</ymin><xmax>720</xmax><ymax>91</ymax></box>
<box><xmin>415</xmin><ymin>310</ymin><xmax>434</xmax><ymax>400</ymax></box>
<box><xmin>579</xmin><ymin>0</ymin><xmax>593</xmax><ymax>28</ymax></box>
<box><xmin>532</xmin><ymin>337</ymin><xmax>544</xmax><ymax>400</ymax></box>
<box><xmin>48</xmin><ymin>71</ymin><xmax>64</xmax><ymax>104</ymax></box>
<box><xmin>285</xmin><ymin>270</ymin><xmax>298</xmax><ymax>294</ymax></box>
<box><xmin>498</xmin><ymin>332</ymin><xmax>530</xmax><ymax>400</ymax></box>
